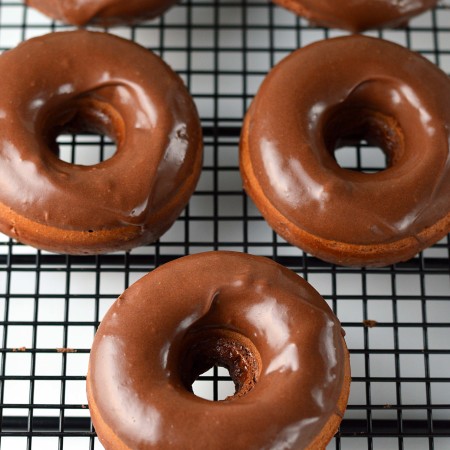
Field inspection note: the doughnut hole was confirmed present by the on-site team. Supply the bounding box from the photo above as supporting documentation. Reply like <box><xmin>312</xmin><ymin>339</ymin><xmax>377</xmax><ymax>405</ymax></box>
<box><xmin>180</xmin><ymin>329</ymin><xmax>261</xmax><ymax>402</ymax></box>
<box><xmin>43</xmin><ymin>96</ymin><xmax>124</xmax><ymax>166</ymax></box>
<box><xmin>192</xmin><ymin>367</ymin><xmax>235</xmax><ymax>401</ymax></box>
<box><xmin>323</xmin><ymin>106</ymin><xmax>405</xmax><ymax>174</ymax></box>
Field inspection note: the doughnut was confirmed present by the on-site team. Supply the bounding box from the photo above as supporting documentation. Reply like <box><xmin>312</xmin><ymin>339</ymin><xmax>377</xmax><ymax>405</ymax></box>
<box><xmin>240</xmin><ymin>36</ymin><xmax>450</xmax><ymax>267</ymax></box>
<box><xmin>272</xmin><ymin>0</ymin><xmax>438</xmax><ymax>32</ymax></box>
<box><xmin>87</xmin><ymin>251</ymin><xmax>350</xmax><ymax>450</ymax></box>
<box><xmin>26</xmin><ymin>0</ymin><xmax>176</xmax><ymax>26</ymax></box>
<box><xmin>0</xmin><ymin>31</ymin><xmax>202</xmax><ymax>255</ymax></box>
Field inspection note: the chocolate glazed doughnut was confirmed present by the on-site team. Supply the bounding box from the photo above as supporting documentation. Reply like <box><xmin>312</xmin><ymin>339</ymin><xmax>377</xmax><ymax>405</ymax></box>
<box><xmin>26</xmin><ymin>0</ymin><xmax>176</xmax><ymax>26</ymax></box>
<box><xmin>273</xmin><ymin>0</ymin><xmax>438</xmax><ymax>32</ymax></box>
<box><xmin>87</xmin><ymin>251</ymin><xmax>350</xmax><ymax>450</ymax></box>
<box><xmin>0</xmin><ymin>31</ymin><xmax>202</xmax><ymax>255</ymax></box>
<box><xmin>240</xmin><ymin>36</ymin><xmax>450</xmax><ymax>267</ymax></box>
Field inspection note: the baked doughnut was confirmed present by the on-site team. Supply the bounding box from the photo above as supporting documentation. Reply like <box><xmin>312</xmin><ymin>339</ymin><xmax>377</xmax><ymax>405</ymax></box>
<box><xmin>0</xmin><ymin>31</ymin><xmax>202</xmax><ymax>255</ymax></box>
<box><xmin>87</xmin><ymin>251</ymin><xmax>350</xmax><ymax>450</ymax></box>
<box><xmin>26</xmin><ymin>0</ymin><xmax>176</xmax><ymax>26</ymax></box>
<box><xmin>240</xmin><ymin>36</ymin><xmax>450</xmax><ymax>267</ymax></box>
<box><xmin>273</xmin><ymin>0</ymin><xmax>438</xmax><ymax>32</ymax></box>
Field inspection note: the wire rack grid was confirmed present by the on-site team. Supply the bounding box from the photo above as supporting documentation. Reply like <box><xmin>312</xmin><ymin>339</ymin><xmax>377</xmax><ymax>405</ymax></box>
<box><xmin>0</xmin><ymin>1</ymin><xmax>449</xmax><ymax>449</ymax></box>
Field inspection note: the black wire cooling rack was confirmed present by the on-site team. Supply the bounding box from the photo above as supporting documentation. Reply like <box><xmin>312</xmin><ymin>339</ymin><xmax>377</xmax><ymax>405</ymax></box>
<box><xmin>0</xmin><ymin>1</ymin><xmax>449</xmax><ymax>449</ymax></box>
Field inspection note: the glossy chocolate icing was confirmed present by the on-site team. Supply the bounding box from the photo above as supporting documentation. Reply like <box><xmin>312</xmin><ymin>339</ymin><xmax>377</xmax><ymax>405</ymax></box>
<box><xmin>26</xmin><ymin>0</ymin><xmax>176</xmax><ymax>26</ymax></box>
<box><xmin>0</xmin><ymin>30</ymin><xmax>202</xmax><ymax>254</ymax></box>
<box><xmin>242</xmin><ymin>36</ymin><xmax>450</xmax><ymax>249</ymax></box>
<box><xmin>87</xmin><ymin>251</ymin><xmax>350</xmax><ymax>450</ymax></box>
<box><xmin>276</xmin><ymin>0</ymin><xmax>438</xmax><ymax>32</ymax></box>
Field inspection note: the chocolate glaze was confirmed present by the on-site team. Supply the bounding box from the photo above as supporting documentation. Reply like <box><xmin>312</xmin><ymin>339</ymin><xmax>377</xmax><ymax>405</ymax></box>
<box><xmin>0</xmin><ymin>31</ymin><xmax>202</xmax><ymax>254</ymax></box>
<box><xmin>26</xmin><ymin>0</ymin><xmax>176</xmax><ymax>26</ymax></box>
<box><xmin>87</xmin><ymin>251</ymin><xmax>350</xmax><ymax>450</ymax></box>
<box><xmin>275</xmin><ymin>0</ymin><xmax>438</xmax><ymax>32</ymax></box>
<box><xmin>241</xmin><ymin>36</ymin><xmax>450</xmax><ymax>252</ymax></box>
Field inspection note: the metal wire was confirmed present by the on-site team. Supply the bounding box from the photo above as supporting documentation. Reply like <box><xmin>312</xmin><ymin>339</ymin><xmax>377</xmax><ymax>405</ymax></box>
<box><xmin>0</xmin><ymin>1</ymin><xmax>449</xmax><ymax>449</ymax></box>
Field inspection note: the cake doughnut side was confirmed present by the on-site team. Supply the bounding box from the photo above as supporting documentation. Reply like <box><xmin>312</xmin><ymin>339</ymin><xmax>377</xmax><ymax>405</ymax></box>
<box><xmin>0</xmin><ymin>31</ymin><xmax>202</xmax><ymax>254</ymax></box>
<box><xmin>26</xmin><ymin>0</ymin><xmax>177</xmax><ymax>26</ymax></box>
<box><xmin>87</xmin><ymin>251</ymin><xmax>350</xmax><ymax>450</ymax></box>
<box><xmin>240</xmin><ymin>36</ymin><xmax>450</xmax><ymax>267</ymax></box>
<box><xmin>272</xmin><ymin>0</ymin><xmax>438</xmax><ymax>32</ymax></box>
